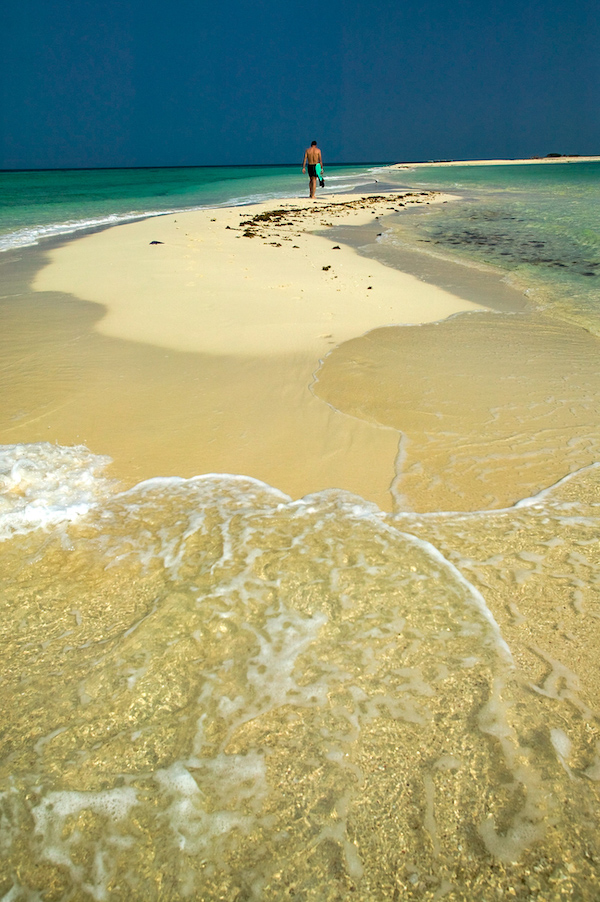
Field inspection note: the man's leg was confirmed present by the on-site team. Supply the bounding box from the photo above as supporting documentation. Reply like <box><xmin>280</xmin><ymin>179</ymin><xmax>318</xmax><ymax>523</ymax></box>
<box><xmin>309</xmin><ymin>175</ymin><xmax>316</xmax><ymax>198</ymax></box>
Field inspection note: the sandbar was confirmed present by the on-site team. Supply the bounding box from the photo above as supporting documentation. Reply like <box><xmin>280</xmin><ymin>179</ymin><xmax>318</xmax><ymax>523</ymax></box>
<box><xmin>33</xmin><ymin>192</ymin><xmax>477</xmax><ymax>359</ymax></box>
<box><xmin>23</xmin><ymin>191</ymin><xmax>483</xmax><ymax>510</ymax></box>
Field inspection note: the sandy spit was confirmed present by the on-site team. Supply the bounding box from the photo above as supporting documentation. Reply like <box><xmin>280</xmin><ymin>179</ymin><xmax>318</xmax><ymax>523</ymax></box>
<box><xmin>22</xmin><ymin>190</ymin><xmax>484</xmax><ymax>509</ymax></box>
<box><xmin>34</xmin><ymin>191</ymin><xmax>481</xmax><ymax>359</ymax></box>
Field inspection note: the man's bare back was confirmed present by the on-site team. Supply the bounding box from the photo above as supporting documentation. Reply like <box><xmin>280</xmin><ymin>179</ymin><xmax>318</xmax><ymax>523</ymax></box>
<box><xmin>302</xmin><ymin>141</ymin><xmax>323</xmax><ymax>198</ymax></box>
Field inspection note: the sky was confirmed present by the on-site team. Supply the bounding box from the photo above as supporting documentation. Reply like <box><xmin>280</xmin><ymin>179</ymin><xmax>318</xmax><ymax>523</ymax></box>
<box><xmin>1</xmin><ymin>0</ymin><xmax>599</xmax><ymax>169</ymax></box>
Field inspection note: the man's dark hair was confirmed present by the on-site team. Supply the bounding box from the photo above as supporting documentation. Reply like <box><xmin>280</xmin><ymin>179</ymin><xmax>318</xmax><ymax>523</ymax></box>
<box><xmin>311</xmin><ymin>140</ymin><xmax>317</xmax><ymax>146</ymax></box>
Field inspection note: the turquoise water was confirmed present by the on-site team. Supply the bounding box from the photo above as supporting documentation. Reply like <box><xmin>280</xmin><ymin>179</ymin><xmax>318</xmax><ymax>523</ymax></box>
<box><xmin>0</xmin><ymin>163</ymin><xmax>388</xmax><ymax>251</ymax></box>
<box><xmin>382</xmin><ymin>161</ymin><xmax>600</xmax><ymax>333</ymax></box>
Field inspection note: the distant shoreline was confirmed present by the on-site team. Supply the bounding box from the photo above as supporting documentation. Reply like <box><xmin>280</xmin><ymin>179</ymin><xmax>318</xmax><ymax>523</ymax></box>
<box><xmin>3</xmin><ymin>156</ymin><xmax>598</xmax><ymax>175</ymax></box>
<box><xmin>392</xmin><ymin>155</ymin><xmax>600</xmax><ymax>168</ymax></box>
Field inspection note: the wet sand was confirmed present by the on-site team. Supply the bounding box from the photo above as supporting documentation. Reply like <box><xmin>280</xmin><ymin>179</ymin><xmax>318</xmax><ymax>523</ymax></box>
<box><xmin>315</xmin><ymin>312</ymin><xmax>600</xmax><ymax>511</ymax></box>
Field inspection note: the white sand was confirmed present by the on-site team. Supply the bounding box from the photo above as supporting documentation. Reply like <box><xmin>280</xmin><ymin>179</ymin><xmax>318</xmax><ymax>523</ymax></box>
<box><xmin>34</xmin><ymin>193</ymin><xmax>482</xmax><ymax>359</ymax></box>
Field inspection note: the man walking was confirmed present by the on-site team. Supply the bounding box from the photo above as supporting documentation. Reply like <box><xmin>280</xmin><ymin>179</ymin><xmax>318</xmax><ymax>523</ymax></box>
<box><xmin>302</xmin><ymin>141</ymin><xmax>323</xmax><ymax>199</ymax></box>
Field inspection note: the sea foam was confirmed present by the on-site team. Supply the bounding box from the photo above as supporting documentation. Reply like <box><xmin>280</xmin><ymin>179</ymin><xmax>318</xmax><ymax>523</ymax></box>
<box><xmin>0</xmin><ymin>442</ymin><xmax>113</xmax><ymax>539</ymax></box>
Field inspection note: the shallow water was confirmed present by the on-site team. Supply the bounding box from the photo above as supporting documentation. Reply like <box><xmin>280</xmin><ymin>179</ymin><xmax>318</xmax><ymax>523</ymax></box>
<box><xmin>2</xmin><ymin>448</ymin><xmax>600</xmax><ymax>900</ymax></box>
<box><xmin>2</xmin><ymin>163</ymin><xmax>600</xmax><ymax>899</ymax></box>
<box><xmin>314</xmin><ymin>311</ymin><xmax>600</xmax><ymax>512</ymax></box>
<box><xmin>382</xmin><ymin>161</ymin><xmax>600</xmax><ymax>335</ymax></box>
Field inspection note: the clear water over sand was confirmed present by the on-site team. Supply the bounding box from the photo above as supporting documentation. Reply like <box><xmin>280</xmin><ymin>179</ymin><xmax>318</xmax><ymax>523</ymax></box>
<box><xmin>384</xmin><ymin>161</ymin><xmax>600</xmax><ymax>333</ymax></box>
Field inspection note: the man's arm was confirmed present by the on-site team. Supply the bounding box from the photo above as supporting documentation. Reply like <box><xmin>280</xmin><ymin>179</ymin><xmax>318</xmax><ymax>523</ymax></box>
<box><xmin>302</xmin><ymin>149</ymin><xmax>308</xmax><ymax>172</ymax></box>
<box><xmin>317</xmin><ymin>149</ymin><xmax>323</xmax><ymax>170</ymax></box>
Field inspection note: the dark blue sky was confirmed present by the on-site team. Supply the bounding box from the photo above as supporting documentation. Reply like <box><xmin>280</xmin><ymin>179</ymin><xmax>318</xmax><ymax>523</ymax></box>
<box><xmin>2</xmin><ymin>0</ymin><xmax>599</xmax><ymax>169</ymax></box>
